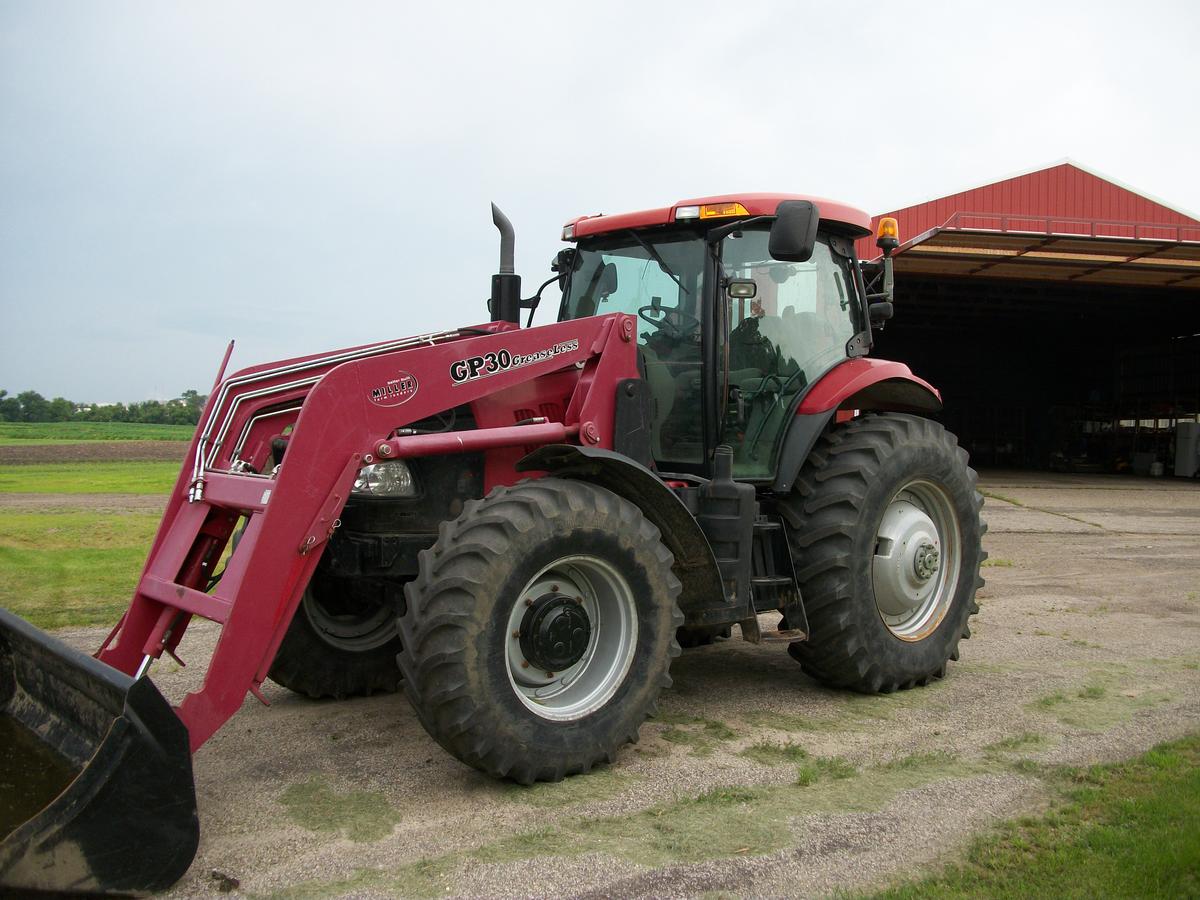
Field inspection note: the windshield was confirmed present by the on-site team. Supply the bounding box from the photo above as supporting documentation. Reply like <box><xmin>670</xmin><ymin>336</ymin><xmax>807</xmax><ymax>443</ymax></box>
<box><xmin>559</xmin><ymin>230</ymin><xmax>705</xmax><ymax>323</ymax></box>
<box><xmin>560</xmin><ymin>231</ymin><xmax>707</xmax><ymax>466</ymax></box>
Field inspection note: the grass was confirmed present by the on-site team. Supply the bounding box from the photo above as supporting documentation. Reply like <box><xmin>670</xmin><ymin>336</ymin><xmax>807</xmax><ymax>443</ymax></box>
<box><xmin>0</xmin><ymin>510</ymin><xmax>160</xmax><ymax>628</ymax></box>
<box><xmin>980</xmin><ymin>489</ymin><xmax>1024</xmax><ymax>507</ymax></box>
<box><xmin>876</xmin><ymin>750</ymin><xmax>957</xmax><ymax>771</ymax></box>
<box><xmin>979</xmin><ymin>489</ymin><xmax>1105</xmax><ymax>530</ymax></box>
<box><xmin>501</xmin><ymin>766</ymin><xmax>635</xmax><ymax>808</ymax></box>
<box><xmin>1027</xmin><ymin>675</ymin><xmax>1174</xmax><ymax>731</ymax></box>
<box><xmin>981</xmin><ymin>557</ymin><xmax>1014</xmax><ymax>568</ymax></box>
<box><xmin>984</xmin><ymin>732</ymin><xmax>1049</xmax><ymax>757</ymax></box>
<box><xmin>740</xmin><ymin>740</ymin><xmax>810</xmax><ymax>765</ymax></box>
<box><xmin>279</xmin><ymin>777</ymin><xmax>402</xmax><ymax>842</ymax></box>
<box><xmin>869</xmin><ymin>734</ymin><xmax>1200</xmax><ymax>898</ymax></box>
<box><xmin>656</xmin><ymin>712</ymin><xmax>740</xmax><ymax>756</ymax></box>
<box><xmin>0</xmin><ymin>422</ymin><xmax>194</xmax><ymax>443</ymax></box>
<box><xmin>0</xmin><ymin>461</ymin><xmax>179</xmax><ymax>493</ymax></box>
<box><xmin>796</xmin><ymin>755</ymin><xmax>857</xmax><ymax>785</ymax></box>
<box><xmin>275</xmin><ymin>748</ymin><xmax>976</xmax><ymax>898</ymax></box>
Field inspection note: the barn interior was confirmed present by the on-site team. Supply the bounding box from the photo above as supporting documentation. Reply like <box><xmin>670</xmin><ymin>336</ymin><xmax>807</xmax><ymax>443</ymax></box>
<box><xmin>872</xmin><ymin>225</ymin><xmax>1200</xmax><ymax>474</ymax></box>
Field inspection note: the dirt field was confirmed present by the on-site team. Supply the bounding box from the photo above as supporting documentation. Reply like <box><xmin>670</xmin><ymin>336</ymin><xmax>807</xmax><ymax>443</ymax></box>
<box><xmin>0</xmin><ymin>440</ymin><xmax>189</xmax><ymax>465</ymax></box>
<box><xmin>41</xmin><ymin>473</ymin><xmax>1200</xmax><ymax>898</ymax></box>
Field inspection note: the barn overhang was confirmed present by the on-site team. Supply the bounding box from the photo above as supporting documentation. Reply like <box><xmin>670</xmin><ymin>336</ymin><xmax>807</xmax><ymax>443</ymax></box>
<box><xmin>890</xmin><ymin>214</ymin><xmax>1200</xmax><ymax>290</ymax></box>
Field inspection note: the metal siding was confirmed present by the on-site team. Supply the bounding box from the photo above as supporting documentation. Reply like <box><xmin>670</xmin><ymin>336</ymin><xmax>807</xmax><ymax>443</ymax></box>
<box><xmin>856</xmin><ymin>163</ymin><xmax>1200</xmax><ymax>259</ymax></box>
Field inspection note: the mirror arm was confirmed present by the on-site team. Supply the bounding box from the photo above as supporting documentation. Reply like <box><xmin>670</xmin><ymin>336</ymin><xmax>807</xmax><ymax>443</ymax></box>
<box><xmin>522</xmin><ymin>274</ymin><xmax>560</xmax><ymax>327</ymax></box>
<box><xmin>705</xmin><ymin>216</ymin><xmax>771</xmax><ymax>243</ymax></box>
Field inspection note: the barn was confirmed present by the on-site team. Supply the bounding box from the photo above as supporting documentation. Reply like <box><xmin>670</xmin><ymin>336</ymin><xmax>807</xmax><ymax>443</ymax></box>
<box><xmin>856</xmin><ymin>161</ymin><xmax>1200</xmax><ymax>475</ymax></box>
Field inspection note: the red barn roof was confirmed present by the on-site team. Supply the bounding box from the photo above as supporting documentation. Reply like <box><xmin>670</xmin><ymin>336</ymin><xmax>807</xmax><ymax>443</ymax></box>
<box><xmin>859</xmin><ymin>161</ymin><xmax>1200</xmax><ymax>289</ymax></box>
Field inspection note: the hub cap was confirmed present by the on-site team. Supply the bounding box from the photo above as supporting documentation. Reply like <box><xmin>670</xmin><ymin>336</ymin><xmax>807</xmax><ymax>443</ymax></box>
<box><xmin>519</xmin><ymin>593</ymin><xmax>592</xmax><ymax>672</ymax></box>
<box><xmin>871</xmin><ymin>480</ymin><xmax>961</xmax><ymax>641</ymax></box>
<box><xmin>506</xmin><ymin>555</ymin><xmax>638</xmax><ymax>721</ymax></box>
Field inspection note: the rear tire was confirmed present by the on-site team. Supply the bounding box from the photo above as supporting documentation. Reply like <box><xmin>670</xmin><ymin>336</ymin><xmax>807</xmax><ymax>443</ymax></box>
<box><xmin>268</xmin><ymin>575</ymin><xmax>403</xmax><ymax>699</ymax></box>
<box><xmin>779</xmin><ymin>413</ymin><xmax>985</xmax><ymax>693</ymax></box>
<box><xmin>398</xmin><ymin>478</ymin><xmax>682</xmax><ymax>783</ymax></box>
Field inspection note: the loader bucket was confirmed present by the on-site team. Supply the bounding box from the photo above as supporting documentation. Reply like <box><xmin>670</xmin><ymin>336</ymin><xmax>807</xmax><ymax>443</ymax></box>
<box><xmin>0</xmin><ymin>608</ymin><xmax>199</xmax><ymax>895</ymax></box>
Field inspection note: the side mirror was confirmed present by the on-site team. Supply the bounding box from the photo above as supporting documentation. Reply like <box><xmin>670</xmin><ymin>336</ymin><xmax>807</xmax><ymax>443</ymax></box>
<box><xmin>769</xmin><ymin>200</ymin><xmax>820</xmax><ymax>263</ymax></box>
<box><xmin>869</xmin><ymin>301</ymin><xmax>894</xmax><ymax>327</ymax></box>
<box><xmin>552</xmin><ymin>247</ymin><xmax>577</xmax><ymax>291</ymax></box>
<box><xmin>597</xmin><ymin>261</ymin><xmax>619</xmax><ymax>298</ymax></box>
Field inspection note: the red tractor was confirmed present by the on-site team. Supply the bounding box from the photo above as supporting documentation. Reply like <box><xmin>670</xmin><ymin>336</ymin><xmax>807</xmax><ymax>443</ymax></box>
<box><xmin>0</xmin><ymin>194</ymin><xmax>984</xmax><ymax>894</ymax></box>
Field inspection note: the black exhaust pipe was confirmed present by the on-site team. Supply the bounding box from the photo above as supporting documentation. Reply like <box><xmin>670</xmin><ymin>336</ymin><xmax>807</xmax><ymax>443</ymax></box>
<box><xmin>489</xmin><ymin>203</ymin><xmax>522</xmax><ymax>325</ymax></box>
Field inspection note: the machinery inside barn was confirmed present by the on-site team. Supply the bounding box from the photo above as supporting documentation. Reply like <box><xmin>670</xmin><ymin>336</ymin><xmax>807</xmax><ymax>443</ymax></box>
<box><xmin>858</xmin><ymin>161</ymin><xmax>1200</xmax><ymax>477</ymax></box>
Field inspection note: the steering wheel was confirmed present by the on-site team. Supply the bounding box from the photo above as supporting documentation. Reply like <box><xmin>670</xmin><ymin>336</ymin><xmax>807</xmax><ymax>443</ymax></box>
<box><xmin>638</xmin><ymin>305</ymin><xmax>700</xmax><ymax>337</ymax></box>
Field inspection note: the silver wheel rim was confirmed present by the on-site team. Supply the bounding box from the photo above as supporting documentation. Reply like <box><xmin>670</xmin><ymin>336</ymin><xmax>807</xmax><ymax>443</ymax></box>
<box><xmin>871</xmin><ymin>480</ymin><xmax>961</xmax><ymax>641</ymax></box>
<box><xmin>505</xmin><ymin>555</ymin><xmax>638</xmax><ymax>722</ymax></box>
<box><xmin>302</xmin><ymin>585</ymin><xmax>397</xmax><ymax>652</ymax></box>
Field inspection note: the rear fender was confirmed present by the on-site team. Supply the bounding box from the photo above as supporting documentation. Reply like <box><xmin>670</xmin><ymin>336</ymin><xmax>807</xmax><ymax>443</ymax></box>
<box><xmin>516</xmin><ymin>446</ymin><xmax>725</xmax><ymax>615</ymax></box>
<box><xmin>772</xmin><ymin>359</ymin><xmax>943</xmax><ymax>493</ymax></box>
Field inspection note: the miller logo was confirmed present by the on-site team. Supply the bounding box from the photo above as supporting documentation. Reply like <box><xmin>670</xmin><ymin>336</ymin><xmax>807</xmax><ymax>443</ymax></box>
<box><xmin>368</xmin><ymin>371</ymin><xmax>419</xmax><ymax>407</ymax></box>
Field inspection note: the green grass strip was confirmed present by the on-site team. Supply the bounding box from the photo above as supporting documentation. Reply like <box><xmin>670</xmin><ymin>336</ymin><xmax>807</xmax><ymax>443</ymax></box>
<box><xmin>870</xmin><ymin>734</ymin><xmax>1200</xmax><ymax>899</ymax></box>
<box><xmin>0</xmin><ymin>461</ymin><xmax>179</xmax><ymax>494</ymax></box>
<box><xmin>0</xmin><ymin>422</ymin><xmax>194</xmax><ymax>443</ymax></box>
<box><xmin>0</xmin><ymin>511</ymin><xmax>160</xmax><ymax>629</ymax></box>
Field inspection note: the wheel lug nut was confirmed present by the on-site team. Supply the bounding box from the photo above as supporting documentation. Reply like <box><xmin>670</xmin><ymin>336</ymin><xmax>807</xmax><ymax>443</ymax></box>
<box><xmin>550</xmin><ymin>584</ymin><xmax>559</xmax><ymax>592</ymax></box>
<box><xmin>520</xmin><ymin>660</ymin><xmax>529</xmax><ymax>668</ymax></box>
<box><xmin>545</xmin><ymin>672</ymin><xmax>555</xmax><ymax>678</ymax></box>
<box><xmin>512</xmin><ymin>630</ymin><xmax>521</xmax><ymax>638</ymax></box>
<box><xmin>525</xmin><ymin>598</ymin><xmax>534</xmax><ymax>607</ymax></box>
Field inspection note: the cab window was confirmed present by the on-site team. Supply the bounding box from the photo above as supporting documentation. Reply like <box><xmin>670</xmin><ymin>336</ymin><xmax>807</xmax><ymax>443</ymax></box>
<box><xmin>721</xmin><ymin>229</ymin><xmax>859</xmax><ymax>477</ymax></box>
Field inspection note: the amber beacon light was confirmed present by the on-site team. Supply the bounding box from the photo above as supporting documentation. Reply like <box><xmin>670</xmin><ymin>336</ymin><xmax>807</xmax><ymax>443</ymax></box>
<box><xmin>876</xmin><ymin>216</ymin><xmax>900</xmax><ymax>254</ymax></box>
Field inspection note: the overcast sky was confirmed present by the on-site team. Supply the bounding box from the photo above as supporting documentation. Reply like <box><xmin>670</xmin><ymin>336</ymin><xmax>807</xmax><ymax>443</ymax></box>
<box><xmin>2</xmin><ymin>1</ymin><xmax>1198</xmax><ymax>402</ymax></box>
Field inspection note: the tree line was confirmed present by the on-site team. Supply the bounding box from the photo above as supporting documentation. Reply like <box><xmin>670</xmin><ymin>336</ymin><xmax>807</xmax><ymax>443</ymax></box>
<box><xmin>0</xmin><ymin>389</ymin><xmax>207</xmax><ymax>425</ymax></box>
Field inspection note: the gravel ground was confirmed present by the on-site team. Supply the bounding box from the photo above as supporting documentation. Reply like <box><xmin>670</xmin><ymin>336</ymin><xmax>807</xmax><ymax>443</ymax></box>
<box><xmin>41</xmin><ymin>472</ymin><xmax>1200</xmax><ymax>898</ymax></box>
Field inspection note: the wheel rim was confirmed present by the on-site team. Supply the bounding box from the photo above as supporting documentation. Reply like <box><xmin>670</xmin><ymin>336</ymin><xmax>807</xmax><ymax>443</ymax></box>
<box><xmin>302</xmin><ymin>583</ymin><xmax>397</xmax><ymax>652</ymax></box>
<box><xmin>871</xmin><ymin>479</ymin><xmax>962</xmax><ymax>641</ymax></box>
<box><xmin>505</xmin><ymin>555</ymin><xmax>638</xmax><ymax>722</ymax></box>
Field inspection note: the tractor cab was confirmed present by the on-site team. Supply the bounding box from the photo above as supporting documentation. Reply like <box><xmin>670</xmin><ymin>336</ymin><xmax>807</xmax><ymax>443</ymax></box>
<box><xmin>557</xmin><ymin>194</ymin><xmax>879</xmax><ymax>480</ymax></box>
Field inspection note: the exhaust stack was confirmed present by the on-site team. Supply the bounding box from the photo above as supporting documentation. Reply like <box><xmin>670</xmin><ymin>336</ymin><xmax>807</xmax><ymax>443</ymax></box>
<box><xmin>489</xmin><ymin>203</ymin><xmax>522</xmax><ymax>324</ymax></box>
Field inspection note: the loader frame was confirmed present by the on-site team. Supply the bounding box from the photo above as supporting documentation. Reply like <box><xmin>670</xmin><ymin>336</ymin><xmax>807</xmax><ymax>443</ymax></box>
<box><xmin>97</xmin><ymin>313</ymin><xmax>642</xmax><ymax>751</ymax></box>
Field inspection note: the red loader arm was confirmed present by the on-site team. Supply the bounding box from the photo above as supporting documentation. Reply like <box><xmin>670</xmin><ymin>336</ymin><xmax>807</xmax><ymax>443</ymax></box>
<box><xmin>98</xmin><ymin>313</ymin><xmax>638</xmax><ymax>751</ymax></box>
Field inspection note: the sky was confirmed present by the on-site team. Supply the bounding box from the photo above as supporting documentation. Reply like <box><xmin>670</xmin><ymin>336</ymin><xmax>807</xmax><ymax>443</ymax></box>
<box><xmin>2</xmin><ymin>0</ymin><xmax>1198</xmax><ymax>402</ymax></box>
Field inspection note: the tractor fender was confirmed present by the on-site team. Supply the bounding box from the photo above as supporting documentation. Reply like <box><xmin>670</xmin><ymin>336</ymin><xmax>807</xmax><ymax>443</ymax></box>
<box><xmin>517</xmin><ymin>445</ymin><xmax>726</xmax><ymax>615</ymax></box>
<box><xmin>772</xmin><ymin>359</ymin><xmax>943</xmax><ymax>493</ymax></box>
<box><xmin>797</xmin><ymin>358</ymin><xmax>942</xmax><ymax>416</ymax></box>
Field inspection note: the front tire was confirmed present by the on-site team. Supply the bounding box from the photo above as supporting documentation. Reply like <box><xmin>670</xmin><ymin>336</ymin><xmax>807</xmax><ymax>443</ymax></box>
<box><xmin>779</xmin><ymin>413</ymin><xmax>985</xmax><ymax>693</ymax></box>
<box><xmin>398</xmin><ymin>478</ymin><xmax>682</xmax><ymax>783</ymax></box>
<box><xmin>268</xmin><ymin>574</ymin><xmax>404</xmax><ymax>699</ymax></box>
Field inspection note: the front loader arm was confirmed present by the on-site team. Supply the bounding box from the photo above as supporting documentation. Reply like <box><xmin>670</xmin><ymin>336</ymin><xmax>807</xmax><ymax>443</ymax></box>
<box><xmin>99</xmin><ymin>313</ymin><xmax>638</xmax><ymax>751</ymax></box>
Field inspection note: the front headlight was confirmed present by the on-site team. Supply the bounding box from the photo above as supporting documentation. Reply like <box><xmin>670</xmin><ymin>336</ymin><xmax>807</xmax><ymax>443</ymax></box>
<box><xmin>352</xmin><ymin>460</ymin><xmax>417</xmax><ymax>497</ymax></box>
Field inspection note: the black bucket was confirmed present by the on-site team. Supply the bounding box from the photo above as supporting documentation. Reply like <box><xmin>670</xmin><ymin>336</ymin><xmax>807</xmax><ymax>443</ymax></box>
<box><xmin>0</xmin><ymin>608</ymin><xmax>199</xmax><ymax>895</ymax></box>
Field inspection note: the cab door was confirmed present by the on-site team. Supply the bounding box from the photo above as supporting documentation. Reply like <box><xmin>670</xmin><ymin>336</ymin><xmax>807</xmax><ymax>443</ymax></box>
<box><xmin>718</xmin><ymin>229</ymin><xmax>862</xmax><ymax>479</ymax></box>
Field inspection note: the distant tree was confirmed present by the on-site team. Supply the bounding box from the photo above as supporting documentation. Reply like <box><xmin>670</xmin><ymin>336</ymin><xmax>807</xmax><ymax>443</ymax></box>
<box><xmin>47</xmin><ymin>397</ymin><xmax>75</xmax><ymax>421</ymax></box>
<box><xmin>0</xmin><ymin>390</ymin><xmax>19</xmax><ymax>422</ymax></box>
<box><xmin>0</xmin><ymin>388</ymin><xmax>207</xmax><ymax>425</ymax></box>
<box><xmin>16</xmin><ymin>390</ymin><xmax>49</xmax><ymax>422</ymax></box>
